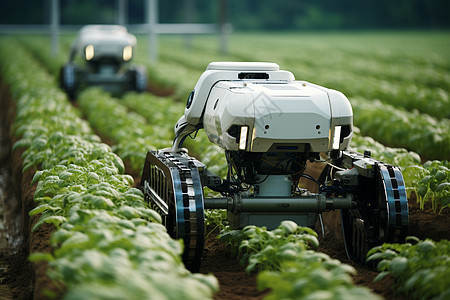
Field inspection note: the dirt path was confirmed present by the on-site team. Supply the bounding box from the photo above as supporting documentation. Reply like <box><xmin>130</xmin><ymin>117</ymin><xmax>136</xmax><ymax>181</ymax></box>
<box><xmin>0</xmin><ymin>81</ymin><xmax>34</xmax><ymax>299</ymax></box>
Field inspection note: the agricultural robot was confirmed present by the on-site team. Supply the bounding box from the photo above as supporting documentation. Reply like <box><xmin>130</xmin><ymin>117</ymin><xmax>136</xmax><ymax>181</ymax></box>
<box><xmin>140</xmin><ymin>62</ymin><xmax>409</xmax><ymax>271</ymax></box>
<box><xmin>60</xmin><ymin>25</ymin><xmax>147</xmax><ymax>99</ymax></box>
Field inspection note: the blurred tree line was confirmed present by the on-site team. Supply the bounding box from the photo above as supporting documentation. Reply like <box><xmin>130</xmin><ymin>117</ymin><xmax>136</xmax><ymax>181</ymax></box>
<box><xmin>1</xmin><ymin>0</ymin><xmax>449</xmax><ymax>30</ymax></box>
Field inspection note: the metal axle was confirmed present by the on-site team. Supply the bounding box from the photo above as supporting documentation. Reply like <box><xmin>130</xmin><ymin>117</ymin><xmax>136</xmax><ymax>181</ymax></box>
<box><xmin>204</xmin><ymin>193</ymin><xmax>354</xmax><ymax>213</ymax></box>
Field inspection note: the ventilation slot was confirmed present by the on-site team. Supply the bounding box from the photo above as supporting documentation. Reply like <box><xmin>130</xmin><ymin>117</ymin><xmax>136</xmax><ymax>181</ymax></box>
<box><xmin>238</xmin><ymin>72</ymin><xmax>269</xmax><ymax>79</ymax></box>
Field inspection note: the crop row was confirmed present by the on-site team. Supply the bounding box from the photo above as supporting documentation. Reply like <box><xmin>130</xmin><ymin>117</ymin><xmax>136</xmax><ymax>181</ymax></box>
<box><xmin>16</xmin><ymin>35</ymin><xmax>69</xmax><ymax>77</ymax></box>
<box><xmin>76</xmin><ymin>83</ymin><xmax>449</xmax><ymax>213</ymax></box>
<box><xmin>12</xmin><ymin>38</ymin><xmax>387</xmax><ymax>298</ymax></box>
<box><xmin>149</xmin><ymin>34</ymin><xmax>450</xmax><ymax>119</ymax></box>
<box><xmin>119</xmin><ymin>92</ymin><xmax>228</xmax><ymax>176</ymax></box>
<box><xmin>16</xmin><ymin>35</ymin><xmax>450</xmax><ymax>160</ymax></box>
<box><xmin>129</xmin><ymin>63</ymin><xmax>447</xmax><ymax>162</ymax></box>
<box><xmin>22</xmin><ymin>32</ymin><xmax>450</xmax><ymax>212</ymax></box>
<box><xmin>219</xmin><ymin>221</ymin><xmax>383</xmax><ymax>300</ymax></box>
<box><xmin>77</xmin><ymin>88</ymin><xmax>162</xmax><ymax>170</ymax></box>
<box><xmin>69</xmin><ymin>69</ymin><xmax>391</xmax><ymax>298</ymax></box>
<box><xmin>75</xmin><ymin>87</ymin><xmax>227</xmax><ymax>179</ymax></box>
<box><xmin>367</xmin><ymin>237</ymin><xmax>450</xmax><ymax>300</ymax></box>
<box><xmin>135</xmin><ymin>36</ymin><xmax>450</xmax><ymax>160</ymax></box>
<box><xmin>136</xmin><ymin>62</ymin><xmax>198</xmax><ymax>101</ymax></box>
<box><xmin>350</xmin><ymin>129</ymin><xmax>449</xmax><ymax>213</ymax></box>
<box><xmin>217</xmin><ymin>218</ymin><xmax>450</xmax><ymax>300</ymax></box>
<box><xmin>0</xmin><ymin>39</ymin><xmax>218</xmax><ymax>299</ymax></box>
<box><xmin>349</xmin><ymin>127</ymin><xmax>421</xmax><ymax>167</ymax></box>
<box><xmin>402</xmin><ymin>161</ymin><xmax>450</xmax><ymax>214</ymax></box>
<box><xmin>350</xmin><ymin>97</ymin><xmax>450</xmax><ymax>160</ymax></box>
<box><xmin>4</xmin><ymin>33</ymin><xmax>449</xmax><ymax>299</ymax></box>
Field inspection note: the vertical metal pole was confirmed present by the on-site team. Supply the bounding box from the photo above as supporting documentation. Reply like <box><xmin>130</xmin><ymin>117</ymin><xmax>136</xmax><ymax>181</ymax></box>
<box><xmin>50</xmin><ymin>0</ymin><xmax>59</xmax><ymax>56</ymax></box>
<box><xmin>184</xmin><ymin>0</ymin><xmax>194</xmax><ymax>49</ymax></box>
<box><xmin>218</xmin><ymin>0</ymin><xmax>228</xmax><ymax>54</ymax></box>
<box><xmin>116</xmin><ymin>0</ymin><xmax>127</xmax><ymax>25</ymax></box>
<box><xmin>146</xmin><ymin>0</ymin><xmax>158</xmax><ymax>63</ymax></box>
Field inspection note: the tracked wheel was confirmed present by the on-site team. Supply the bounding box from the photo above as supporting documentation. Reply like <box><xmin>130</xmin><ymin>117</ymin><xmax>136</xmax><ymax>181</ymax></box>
<box><xmin>141</xmin><ymin>150</ymin><xmax>205</xmax><ymax>272</ymax></box>
<box><xmin>341</xmin><ymin>163</ymin><xmax>409</xmax><ymax>264</ymax></box>
<box><xmin>59</xmin><ymin>64</ymin><xmax>78</xmax><ymax>100</ymax></box>
<box><xmin>132</xmin><ymin>65</ymin><xmax>148</xmax><ymax>92</ymax></box>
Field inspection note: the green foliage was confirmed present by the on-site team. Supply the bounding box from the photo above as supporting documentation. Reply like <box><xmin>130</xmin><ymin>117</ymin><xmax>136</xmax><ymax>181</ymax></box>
<box><xmin>0</xmin><ymin>40</ymin><xmax>218</xmax><ymax>300</ymax></box>
<box><xmin>37</xmin><ymin>209</ymin><xmax>218</xmax><ymax>300</ymax></box>
<box><xmin>76</xmin><ymin>87</ymin><xmax>229</xmax><ymax>176</ymax></box>
<box><xmin>219</xmin><ymin>221</ymin><xmax>319</xmax><ymax>272</ymax></box>
<box><xmin>77</xmin><ymin>88</ymin><xmax>160</xmax><ymax>170</ymax></box>
<box><xmin>258</xmin><ymin>253</ymin><xmax>382</xmax><ymax>300</ymax></box>
<box><xmin>17</xmin><ymin>36</ymin><xmax>68</xmax><ymax>76</ymax></box>
<box><xmin>402</xmin><ymin>160</ymin><xmax>450</xmax><ymax>213</ymax></box>
<box><xmin>136</xmin><ymin>32</ymin><xmax>450</xmax><ymax>161</ymax></box>
<box><xmin>4</xmin><ymin>31</ymin><xmax>450</xmax><ymax>299</ymax></box>
<box><xmin>351</xmin><ymin>97</ymin><xmax>450</xmax><ymax>160</ymax></box>
<box><xmin>351</xmin><ymin>127</ymin><xmax>450</xmax><ymax>213</ymax></box>
<box><xmin>219</xmin><ymin>221</ymin><xmax>381</xmax><ymax>299</ymax></box>
<box><xmin>350</xmin><ymin>127</ymin><xmax>422</xmax><ymax>168</ymax></box>
<box><xmin>24</xmin><ymin>33</ymin><xmax>449</xmax><ymax>204</ymax></box>
<box><xmin>204</xmin><ymin>209</ymin><xmax>228</xmax><ymax>238</ymax></box>
<box><xmin>367</xmin><ymin>237</ymin><xmax>450</xmax><ymax>300</ymax></box>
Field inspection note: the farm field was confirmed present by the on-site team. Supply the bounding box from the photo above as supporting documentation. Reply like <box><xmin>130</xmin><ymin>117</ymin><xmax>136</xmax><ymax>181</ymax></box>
<box><xmin>0</xmin><ymin>31</ymin><xmax>449</xmax><ymax>299</ymax></box>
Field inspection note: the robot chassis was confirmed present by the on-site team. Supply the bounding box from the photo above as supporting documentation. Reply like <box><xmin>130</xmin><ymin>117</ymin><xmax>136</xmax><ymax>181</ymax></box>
<box><xmin>60</xmin><ymin>25</ymin><xmax>147</xmax><ymax>99</ymax></box>
<box><xmin>140</xmin><ymin>62</ymin><xmax>409</xmax><ymax>272</ymax></box>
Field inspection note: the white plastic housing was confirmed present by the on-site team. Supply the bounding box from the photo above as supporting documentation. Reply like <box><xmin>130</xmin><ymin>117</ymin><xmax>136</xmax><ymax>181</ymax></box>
<box><xmin>179</xmin><ymin>62</ymin><xmax>353</xmax><ymax>153</ymax></box>
<box><xmin>71</xmin><ymin>25</ymin><xmax>137</xmax><ymax>62</ymax></box>
<box><xmin>184</xmin><ymin>62</ymin><xmax>295</xmax><ymax>126</ymax></box>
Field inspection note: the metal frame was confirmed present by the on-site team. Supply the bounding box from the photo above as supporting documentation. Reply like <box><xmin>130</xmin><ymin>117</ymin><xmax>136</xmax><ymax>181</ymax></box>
<box><xmin>0</xmin><ymin>0</ymin><xmax>230</xmax><ymax>62</ymax></box>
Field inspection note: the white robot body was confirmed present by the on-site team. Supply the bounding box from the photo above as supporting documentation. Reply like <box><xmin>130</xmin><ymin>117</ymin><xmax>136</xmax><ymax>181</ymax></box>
<box><xmin>178</xmin><ymin>62</ymin><xmax>353</xmax><ymax>154</ymax></box>
<box><xmin>71</xmin><ymin>25</ymin><xmax>137</xmax><ymax>63</ymax></box>
<box><xmin>61</xmin><ymin>25</ymin><xmax>147</xmax><ymax>99</ymax></box>
<box><xmin>142</xmin><ymin>62</ymin><xmax>410</xmax><ymax>272</ymax></box>
<box><xmin>203</xmin><ymin>80</ymin><xmax>352</xmax><ymax>153</ymax></box>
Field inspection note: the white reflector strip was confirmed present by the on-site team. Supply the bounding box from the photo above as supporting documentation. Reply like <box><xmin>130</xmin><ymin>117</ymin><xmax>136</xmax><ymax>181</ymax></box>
<box><xmin>239</xmin><ymin>126</ymin><xmax>248</xmax><ymax>150</ymax></box>
<box><xmin>333</xmin><ymin>126</ymin><xmax>342</xmax><ymax>150</ymax></box>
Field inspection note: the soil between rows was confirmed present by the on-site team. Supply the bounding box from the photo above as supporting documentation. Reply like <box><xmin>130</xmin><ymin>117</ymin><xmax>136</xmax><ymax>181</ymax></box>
<box><xmin>197</xmin><ymin>163</ymin><xmax>449</xmax><ymax>300</ymax></box>
<box><xmin>1</xmin><ymin>80</ymin><xmax>449</xmax><ymax>299</ymax></box>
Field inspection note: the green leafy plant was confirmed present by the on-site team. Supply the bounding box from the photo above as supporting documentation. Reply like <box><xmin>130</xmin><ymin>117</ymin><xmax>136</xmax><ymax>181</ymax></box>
<box><xmin>219</xmin><ymin>221</ymin><xmax>319</xmax><ymax>272</ymax></box>
<box><xmin>403</xmin><ymin>160</ymin><xmax>450</xmax><ymax>213</ymax></box>
<box><xmin>258</xmin><ymin>252</ymin><xmax>382</xmax><ymax>300</ymax></box>
<box><xmin>6</xmin><ymin>31</ymin><xmax>450</xmax><ymax>300</ymax></box>
<box><xmin>220</xmin><ymin>221</ymin><xmax>381</xmax><ymax>299</ymax></box>
<box><xmin>204</xmin><ymin>209</ymin><xmax>228</xmax><ymax>238</ymax></box>
<box><xmin>367</xmin><ymin>236</ymin><xmax>450</xmax><ymax>300</ymax></box>
<box><xmin>0</xmin><ymin>40</ymin><xmax>218</xmax><ymax>300</ymax></box>
<box><xmin>351</xmin><ymin>97</ymin><xmax>450</xmax><ymax>160</ymax></box>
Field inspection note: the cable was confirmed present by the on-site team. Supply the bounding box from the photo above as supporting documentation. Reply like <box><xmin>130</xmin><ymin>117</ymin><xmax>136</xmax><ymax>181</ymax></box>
<box><xmin>326</xmin><ymin>160</ymin><xmax>346</xmax><ymax>171</ymax></box>
<box><xmin>188</xmin><ymin>128</ymin><xmax>200</xmax><ymax>139</ymax></box>
<box><xmin>300</xmin><ymin>173</ymin><xmax>322</xmax><ymax>186</ymax></box>
<box><xmin>318</xmin><ymin>213</ymin><xmax>325</xmax><ymax>238</ymax></box>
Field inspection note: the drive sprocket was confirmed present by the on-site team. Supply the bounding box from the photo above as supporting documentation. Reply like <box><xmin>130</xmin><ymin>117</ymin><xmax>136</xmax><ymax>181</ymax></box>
<box><xmin>341</xmin><ymin>162</ymin><xmax>409</xmax><ymax>264</ymax></box>
<box><xmin>141</xmin><ymin>150</ymin><xmax>205</xmax><ymax>272</ymax></box>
